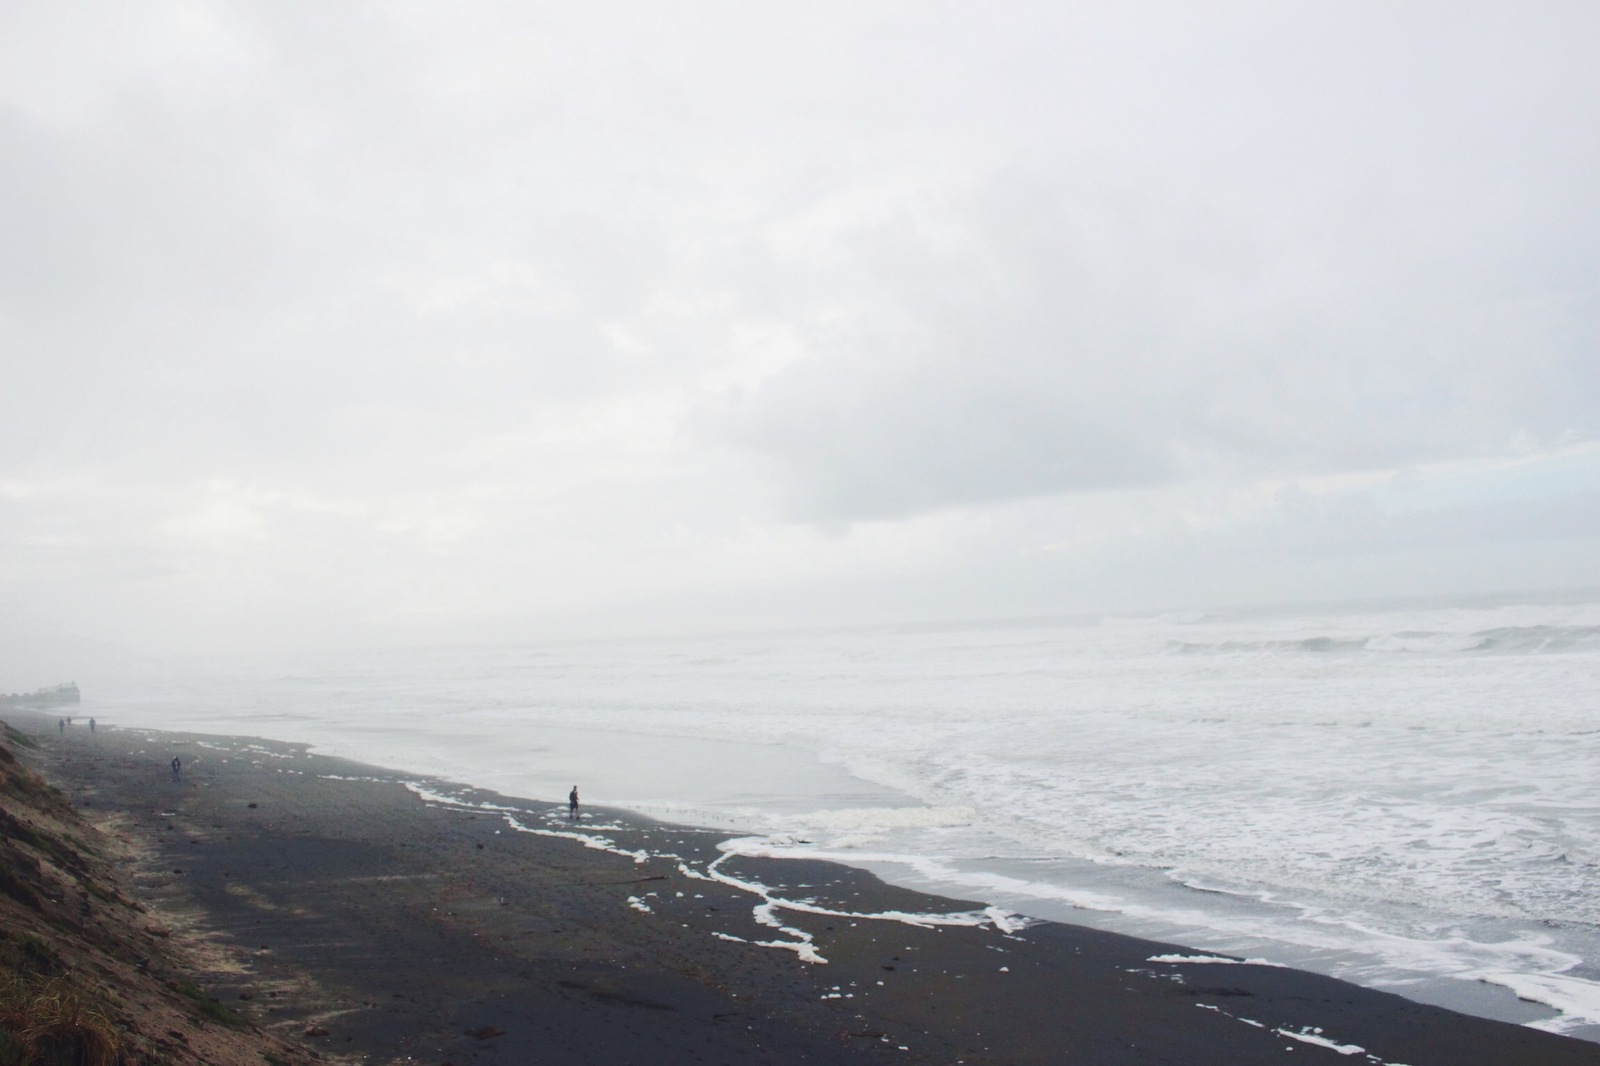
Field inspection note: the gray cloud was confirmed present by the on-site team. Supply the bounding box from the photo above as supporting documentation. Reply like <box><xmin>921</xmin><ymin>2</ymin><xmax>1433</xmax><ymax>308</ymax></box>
<box><xmin>1</xmin><ymin>1</ymin><xmax>1597</xmax><ymax>652</ymax></box>
<box><xmin>706</xmin><ymin>154</ymin><xmax>1599</xmax><ymax>520</ymax></box>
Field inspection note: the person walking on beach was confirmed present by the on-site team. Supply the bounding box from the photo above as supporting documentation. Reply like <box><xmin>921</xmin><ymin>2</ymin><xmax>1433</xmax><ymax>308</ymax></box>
<box><xmin>58</xmin><ymin>719</ymin><xmax>64</xmax><ymax>734</ymax></box>
<box><xmin>171</xmin><ymin>756</ymin><xmax>182</xmax><ymax>778</ymax></box>
<box><xmin>88</xmin><ymin>718</ymin><xmax>95</xmax><ymax>733</ymax></box>
<box><xmin>568</xmin><ymin>786</ymin><xmax>580</xmax><ymax>821</ymax></box>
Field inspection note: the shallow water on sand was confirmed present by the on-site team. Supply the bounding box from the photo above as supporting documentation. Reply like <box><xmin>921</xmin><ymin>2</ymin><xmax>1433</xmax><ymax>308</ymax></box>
<box><xmin>72</xmin><ymin>592</ymin><xmax>1600</xmax><ymax>1038</ymax></box>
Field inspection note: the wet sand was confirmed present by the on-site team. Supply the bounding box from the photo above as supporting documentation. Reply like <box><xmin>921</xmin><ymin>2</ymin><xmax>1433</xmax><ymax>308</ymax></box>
<box><xmin>19</xmin><ymin>712</ymin><xmax>1600</xmax><ymax>1065</ymax></box>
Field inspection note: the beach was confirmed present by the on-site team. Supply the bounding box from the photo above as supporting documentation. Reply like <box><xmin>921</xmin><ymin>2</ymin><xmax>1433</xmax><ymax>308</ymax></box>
<box><xmin>66</xmin><ymin>603</ymin><xmax>1600</xmax><ymax>1034</ymax></box>
<box><xmin>10</xmin><ymin>711</ymin><xmax>1599</xmax><ymax>1066</ymax></box>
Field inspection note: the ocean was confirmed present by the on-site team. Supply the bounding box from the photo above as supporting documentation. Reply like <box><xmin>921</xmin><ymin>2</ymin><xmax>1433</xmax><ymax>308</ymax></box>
<box><xmin>72</xmin><ymin>592</ymin><xmax>1600</xmax><ymax>1039</ymax></box>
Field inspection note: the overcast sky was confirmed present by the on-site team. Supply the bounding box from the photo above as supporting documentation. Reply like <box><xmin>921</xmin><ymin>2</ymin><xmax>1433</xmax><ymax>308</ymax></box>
<box><xmin>2</xmin><ymin>1</ymin><xmax>1597</xmax><ymax>662</ymax></box>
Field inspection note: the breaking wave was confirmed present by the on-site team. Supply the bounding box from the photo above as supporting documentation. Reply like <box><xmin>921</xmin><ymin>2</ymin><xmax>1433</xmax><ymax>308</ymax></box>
<box><xmin>1168</xmin><ymin>624</ymin><xmax>1600</xmax><ymax>657</ymax></box>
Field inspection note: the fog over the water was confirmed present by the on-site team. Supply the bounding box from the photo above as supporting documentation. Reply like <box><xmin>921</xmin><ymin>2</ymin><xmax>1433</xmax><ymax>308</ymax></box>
<box><xmin>2</xmin><ymin>2</ymin><xmax>1597</xmax><ymax>663</ymax></box>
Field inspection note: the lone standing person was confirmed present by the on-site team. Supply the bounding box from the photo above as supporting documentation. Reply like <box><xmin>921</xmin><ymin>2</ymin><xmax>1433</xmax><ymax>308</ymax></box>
<box><xmin>171</xmin><ymin>756</ymin><xmax>181</xmax><ymax>778</ymax></box>
<box><xmin>568</xmin><ymin>785</ymin><xmax>580</xmax><ymax>821</ymax></box>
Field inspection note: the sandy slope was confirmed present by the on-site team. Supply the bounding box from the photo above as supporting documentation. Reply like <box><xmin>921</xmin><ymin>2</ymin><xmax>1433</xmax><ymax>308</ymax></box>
<box><xmin>0</xmin><ymin>718</ymin><xmax>315</xmax><ymax>1065</ymax></box>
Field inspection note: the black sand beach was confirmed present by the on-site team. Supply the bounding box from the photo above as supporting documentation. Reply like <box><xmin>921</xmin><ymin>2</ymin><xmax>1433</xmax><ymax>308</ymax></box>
<box><xmin>11</xmin><ymin>711</ymin><xmax>1600</xmax><ymax>1066</ymax></box>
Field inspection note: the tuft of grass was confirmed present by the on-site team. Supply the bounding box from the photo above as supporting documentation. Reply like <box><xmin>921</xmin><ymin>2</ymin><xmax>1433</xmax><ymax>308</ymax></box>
<box><xmin>0</xmin><ymin>973</ymin><xmax>121</xmax><ymax>1066</ymax></box>
<box><xmin>0</xmin><ymin>862</ymin><xmax>41</xmax><ymax>913</ymax></box>
<box><xmin>0</xmin><ymin>933</ymin><xmax>65</xmax><ymax>980</ymax></box>
<box><xmin>83</xmin><ymin>878</ymin><xmax>121</xmax><ymax>906</ymax></box>
<box><xmin>1</xmin><ymin>724</ymin><xmax>37</xmax><ymax>749</ymax></box>
<box><xmin>0</xmin><ymin>745</ymin><xmax>68</xmax><ymax>814</ymax></box>
<box><xmin>172</xmin><ymin>979</ymin><xmax>244</xmax><ymax>1027</ymax></box>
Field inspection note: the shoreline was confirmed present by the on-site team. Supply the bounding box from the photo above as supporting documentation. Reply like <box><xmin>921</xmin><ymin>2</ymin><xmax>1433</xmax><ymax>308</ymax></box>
<box><xmin>69</xmin><ymin>697</ymin><xmax>1595</xmax><ymax>1036</ymax></box>
<box><xmin>12</xmin><ymin>710</ymin><xmax>1600</xmax><ymax>1065</ymax></box>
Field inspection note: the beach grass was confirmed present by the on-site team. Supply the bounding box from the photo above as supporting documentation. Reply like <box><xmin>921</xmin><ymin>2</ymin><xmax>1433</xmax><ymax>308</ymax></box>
<box><xmin>0</xmin><ymin>973</ymin><xmax>121</xmax><ymax>1066</ymax></box>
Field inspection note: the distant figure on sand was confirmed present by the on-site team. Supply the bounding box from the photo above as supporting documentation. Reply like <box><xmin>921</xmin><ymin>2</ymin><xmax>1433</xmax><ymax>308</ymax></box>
<box><xmin>58</xmin><ymin>719</ymin><xmax>64</xmax><ymax>733</ymax></box>
<box><xmin>171</xmin><ymin>756</ymin><xmax>181</xmax><ymax>777</ymax></box>
<box><xmin>568</xmin><ymin>786</ymin><xmax>579</xmax><ymax>821</ymax></box>
<box><xmin>89</xmin><ymin>718</ymin><xmax>95</xmax><ymax>733</ymax></box>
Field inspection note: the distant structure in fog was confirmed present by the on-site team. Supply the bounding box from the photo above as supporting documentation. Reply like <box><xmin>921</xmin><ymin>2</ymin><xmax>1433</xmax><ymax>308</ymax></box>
<box><xmin>0</xmin><ymin>682</ymin><xmax>81</xmax><ymax>708</ymax></box>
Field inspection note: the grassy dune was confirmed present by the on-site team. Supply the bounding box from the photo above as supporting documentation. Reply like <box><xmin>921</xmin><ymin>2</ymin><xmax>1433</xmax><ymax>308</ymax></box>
<box><xmin>0</xmin><ymin>721</ymin><xmax>307</xmax><ymax>1066</ymax></box>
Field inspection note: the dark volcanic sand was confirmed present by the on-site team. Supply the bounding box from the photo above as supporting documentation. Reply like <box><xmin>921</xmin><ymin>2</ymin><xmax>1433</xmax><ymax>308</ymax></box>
<box><xmin>18</xmin><ymin>714</ymin><xmax>1600</xmax><ymax>1066</ymax></box>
